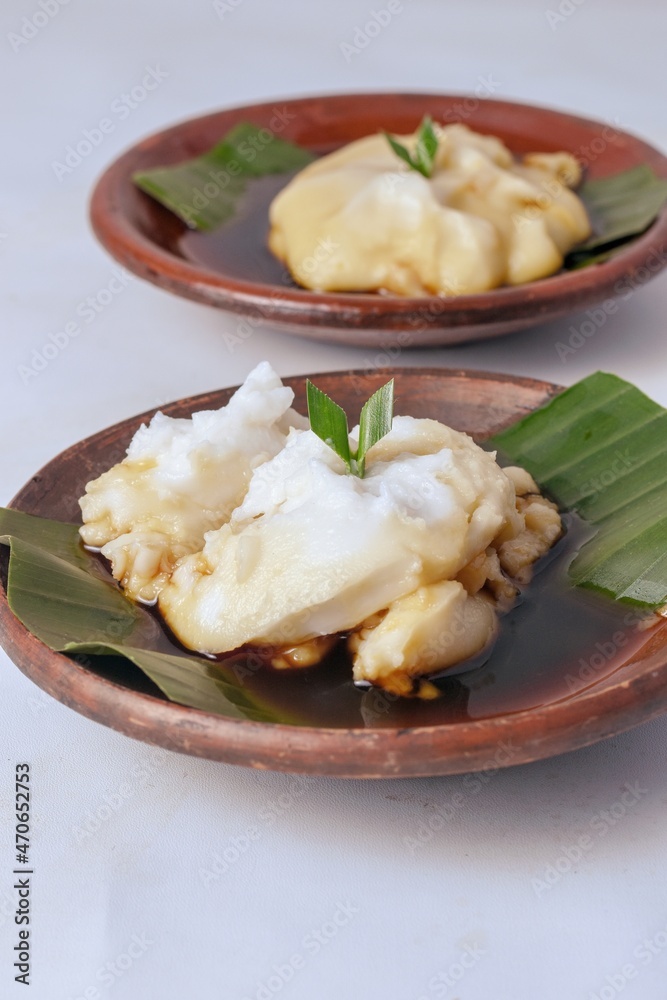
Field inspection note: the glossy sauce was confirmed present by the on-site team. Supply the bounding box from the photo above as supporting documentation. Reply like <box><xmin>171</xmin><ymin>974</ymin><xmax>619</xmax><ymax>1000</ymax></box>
<box><xmin>179</xmin><ymin>172</ymin><xmax>311</xmax><ymax>289</ymax></box>
<box><xmin>177</xmin><ymin>168</ymin><xmax>582</xmax><ymax>291</ymax></box>
<box><xmin>219</xmin><ymin>513</ymin><xmax>658</xmax><ymax>727</ymax></box>
<box><xmin>92</xmin><ymin>513</ymin><xmax>660</xmax><ymax>728</ymax></box>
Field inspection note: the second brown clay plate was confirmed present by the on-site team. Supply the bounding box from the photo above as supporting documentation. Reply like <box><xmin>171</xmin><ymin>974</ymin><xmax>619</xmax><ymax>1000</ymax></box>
<box><xmin>2</xmin><ymin>368</ymin><xmax>667</xmax><ymax>778</ymax></box>
<box><xmin>89</xmin><ymin>93</ymin><xmax>667</xmax><ymax>347</ymax></box>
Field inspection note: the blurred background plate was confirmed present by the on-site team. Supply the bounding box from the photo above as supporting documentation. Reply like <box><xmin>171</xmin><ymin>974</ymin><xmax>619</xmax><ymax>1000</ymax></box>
<box><xmin>89</xmin><ymin>92</ymin><xmax>667</xmax><ymax>347</ymax></box>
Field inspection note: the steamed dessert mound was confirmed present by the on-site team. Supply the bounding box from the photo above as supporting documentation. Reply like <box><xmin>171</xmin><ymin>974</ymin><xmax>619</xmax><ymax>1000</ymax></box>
<box><xmin>79</xmin><ymin>362</ymin><xmax>307</xmax><ymax>603</ymax></box>
<box><xmin>268</xmin><ymin>123</ymin><xmax>591</xmax><ymax>296</ymax></box>
<box><xmin>79</xmin><ymin>365</ymin><xmax>562</xmax><ymax>696</ymax></box>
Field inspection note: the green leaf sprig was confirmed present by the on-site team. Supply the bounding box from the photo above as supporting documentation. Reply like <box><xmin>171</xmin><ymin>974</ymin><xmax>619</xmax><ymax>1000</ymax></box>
<box><xmin>306</xmin><ymin>378</ymin><xmax>394</xmax><ymax>477</ymax></box>
<box><xmin>384</xmin><ymin>115</ymin><xmax>439</xmax><ymax>178</ymax></box>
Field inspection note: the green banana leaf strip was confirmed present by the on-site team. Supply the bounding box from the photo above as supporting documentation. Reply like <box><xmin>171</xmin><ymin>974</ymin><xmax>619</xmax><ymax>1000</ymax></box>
<box><xmin>0</xmin><ymin>507</ymin><xmax>90</xmax><ymax>567</ymax></box>
<box><xmin>5</xmin><ymin>534</ymin><xmax>140</xmax><ymax>649</ymax></box>
<box><xmin>133</xmin><ymin>121</ymin><xmax>315</xmax><ymax>231</ymax></box>
<box><xmin>490</xmin><ymin>371</ymin><xmax>667</xmax><ymax>607</ymax></box>
<box><xmin>60</xmin><ymin>643</ymin><xmax>279</xmax><ymax>722</ymax></box>
<box><xmin>0</xmin><ymin>510</ymin><xmax>290</xmax><ymax>722</ymax></box>
<box><xmin>565</xmin><ymin>165</ymin><xmax>667</xmax><ymax>268</ymax></box>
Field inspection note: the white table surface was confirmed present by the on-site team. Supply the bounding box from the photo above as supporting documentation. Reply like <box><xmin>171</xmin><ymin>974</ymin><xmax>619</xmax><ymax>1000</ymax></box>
<box><xmin>2</xmin><ymin>1</ymin><xmax>667</xmax><ymax>997</ymax></box>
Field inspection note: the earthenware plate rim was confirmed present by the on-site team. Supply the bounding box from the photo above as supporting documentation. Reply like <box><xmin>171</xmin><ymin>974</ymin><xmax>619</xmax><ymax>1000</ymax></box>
<box><xmin>88</xmin><ymin>92</ymin><xmax>667</xmax><ymax>346</ymax></box>
<box><xmin>3</xmin><ymin>367</ymin><xmax>667</xmax><ymax>777</ymax></box>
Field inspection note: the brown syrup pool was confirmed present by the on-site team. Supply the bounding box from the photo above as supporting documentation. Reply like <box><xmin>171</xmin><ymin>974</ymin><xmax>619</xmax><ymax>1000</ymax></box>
<box><xmin>221</xmin><ymin>514</ymin><xmax>655</xmax><ymax>728</ymax></box>
<box><xmin>90</xmin><ymin>512</ymin><xmax>658</xmax><ymax>730</ymax></box>
<box><xmin>177</xmin><ymin>169</ymin><xmax>587</xmax><ymax>294</ymax></box>
<box><xmin>179</xmin><ymin>172</ymin><xmax>303</xmax><ymax>289</ymax></box>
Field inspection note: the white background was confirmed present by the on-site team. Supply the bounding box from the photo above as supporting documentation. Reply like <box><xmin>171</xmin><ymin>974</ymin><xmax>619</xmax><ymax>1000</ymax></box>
<box><xmin>2</xmin><ymin>1</ymin><xmax>667</xmax><ymax>998</ymax></box>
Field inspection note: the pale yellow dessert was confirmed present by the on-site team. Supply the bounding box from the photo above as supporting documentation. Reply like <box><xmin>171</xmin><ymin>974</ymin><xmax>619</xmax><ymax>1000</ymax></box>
<box><xmin>80</xmin><ymin>364</ymin><xmax>561</xmax><ymax>696</ymax></box>
<box><xmin>79</xmin><ymin>362</ymin><xmax>307</xmax><ymax>604</ymax></box>
<box><xmin>268</xmin><ymin>123</ymin><xmax>591</xmax><ymax>296</ymax></box>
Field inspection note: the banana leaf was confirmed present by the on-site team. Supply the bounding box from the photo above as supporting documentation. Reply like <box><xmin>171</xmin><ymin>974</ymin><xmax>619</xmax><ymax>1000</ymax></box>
<box><xmin>564</xmin><ymin>165</ymin><xmax>667</xmax><ymax>268</ymax></box>
<box><xmin>490</xmin><ymin>372</ymin><xmax>667</xmax><ymax>607</ymax></box>
<box><xmin>133</xmin><ymin>121</ymin><xmax>315</xmax><ymax>231</ymax></box>
<box><xmin>0</xmin><ymin>509</ymin><xmax>287</xmax><ymax>722</ymax></box>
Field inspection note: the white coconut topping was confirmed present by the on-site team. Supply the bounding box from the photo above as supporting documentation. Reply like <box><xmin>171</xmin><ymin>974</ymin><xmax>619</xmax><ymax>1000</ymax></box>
<box><xmin>79</xmin><ymin>365</ymin><xmax>561</xmax><ymax>694</ymax></box>
<box><xmin>157</xmin><ymin>416</ymin><xmax>523</xmax><ymax>657</ymax></box>
<box><xmin>79</xmin><ymin>361</ymin><xmax>306</xmax><ymax>603</ymax></box>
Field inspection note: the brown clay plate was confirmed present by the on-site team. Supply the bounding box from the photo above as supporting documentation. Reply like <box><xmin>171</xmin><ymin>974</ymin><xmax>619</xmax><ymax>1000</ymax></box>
<box><xmin>3</xmin><ymin>368</ymin><xmax>667</xmax><ymax>778</ymax></box>
<box><xmin>89</xmin><ymin>93</ymin><xmax>667</xmax><ymax>347</ymax></box>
